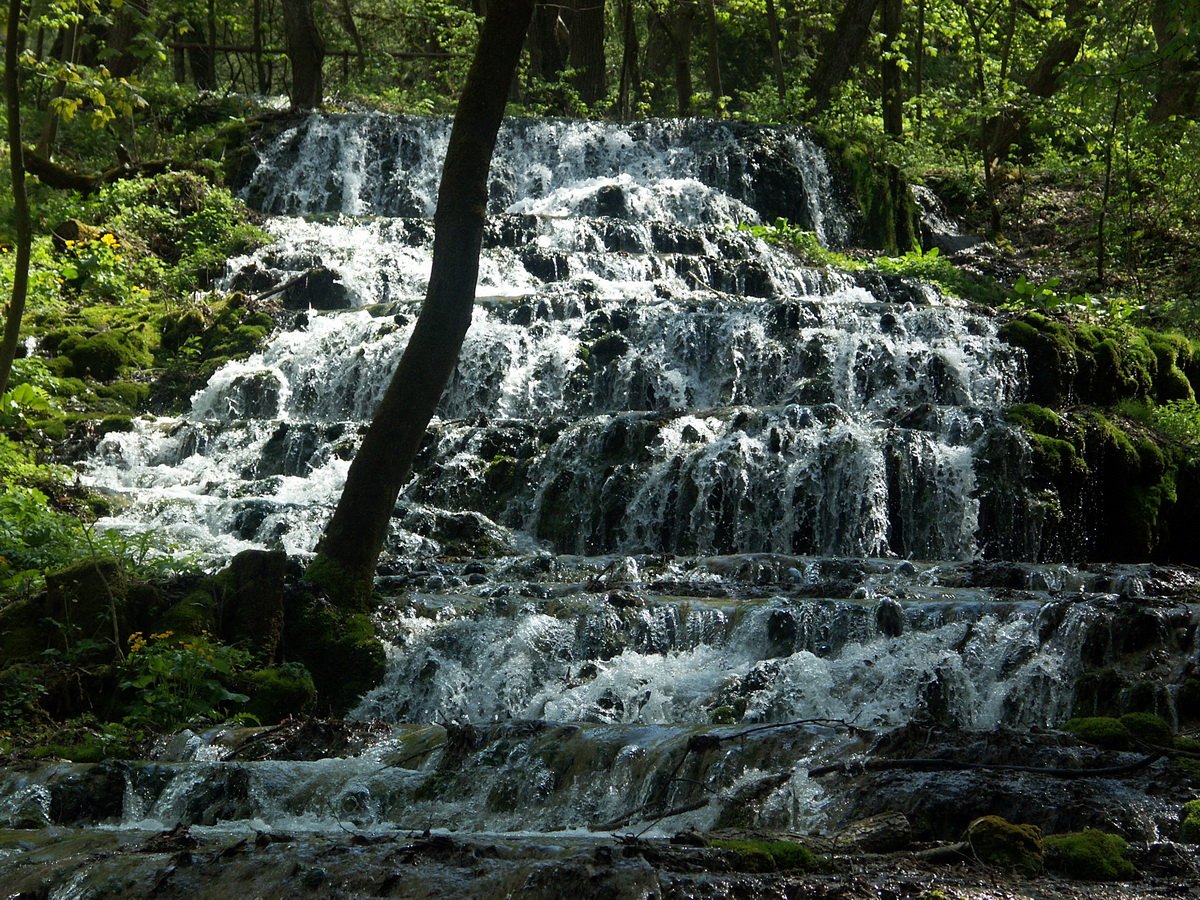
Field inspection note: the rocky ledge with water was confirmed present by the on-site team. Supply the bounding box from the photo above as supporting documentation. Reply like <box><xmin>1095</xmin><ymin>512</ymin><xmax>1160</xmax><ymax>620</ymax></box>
<box><xmin>3</xmin><ymin>114</ymin><xmax>1200</xmax><ymax>896</ymax></box>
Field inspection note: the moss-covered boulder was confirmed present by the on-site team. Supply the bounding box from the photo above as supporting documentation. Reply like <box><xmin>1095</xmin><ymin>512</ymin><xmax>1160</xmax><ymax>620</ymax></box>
<box><xmin>964</xmin><ymin>816</ymin><xmax>1044</xmax><ymax>876</ymax></box>
<box><xmin>1182</xmin><ymin>799</ymin><xmax>1200</xmax><ymax>843</ymax></box>
<box><xmin>1118</xmin><ymin>711</ymin><xmax>1174</xmax><ymax>747</ymax></box>
<box><xmin>240</xmin><ymin>663</ymin><xmax>317</xmax><ymax>724</ymax></box>
<box><xmin>709</xmin><ymin>838</ymin><xmax>820</xmax><ymax>873</ymax></box>
<box><xmin>1064</xmin><ymin>716</ymin><xmax>1132</xmax><ymax>750</ymax></box>
<box><xmin>220</xmin><ymin>548</ymin><xmax>286</xmax><ymax>662</ymax></box>
<box><xmin>1044</xmin><ymin>830</ymin><xmax>1135</xmax><ymax>880</ymax></box>
<box><xmin>283</xmin><ymin>594</ymin><xmax>385</xmax><ymax>715</ymax></box>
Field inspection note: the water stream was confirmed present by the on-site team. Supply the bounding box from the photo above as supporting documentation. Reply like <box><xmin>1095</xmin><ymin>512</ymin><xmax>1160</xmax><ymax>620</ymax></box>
<box><xmin>9</xmin><ymin>114</ymin><xmax>1196</xmax><ymax>844</ymax></box>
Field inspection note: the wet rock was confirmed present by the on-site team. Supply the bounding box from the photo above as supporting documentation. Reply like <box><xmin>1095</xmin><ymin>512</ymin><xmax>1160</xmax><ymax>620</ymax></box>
<box><xmin>765</xmin><ymin>610</ymin><xmax>797</xmax><ymax>658</ymax></box>
<box><xmin>280</xmin><ymin>266</ymin><xmax>352</xmax><ymax>310</ymax></box>
<box><xmin>837</xmin><ymin>811</ymin><xmax>913</xmax><ymax>853</ymax></box>
<box><xmin>876</xmin><ymin>598</ymin><xmax>905</xmax><ymax>638</ymax></box>
<box><xmin>221</xmin><ymin>549</ymin><xmax>286</xmax><ymax>661</ymax></box>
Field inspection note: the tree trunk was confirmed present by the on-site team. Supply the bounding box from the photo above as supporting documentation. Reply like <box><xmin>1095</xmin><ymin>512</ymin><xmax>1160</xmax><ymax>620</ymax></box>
<box><xmin>1</xmin><ymin>0</ymin><xmax>32</xmax><ymax>397</ymax></box>
<box><xmin>808</xmin><ymin>0</ymin><xmax>880</xmax><ymax>114</ymax></box>
<box><xmin>986</xmin><ymin>0</ymin><xmax>1094</xmax><ymax>162</ymax></box>
<box><xmin>307</xmin><ymin>0</ymin><xmax>536</xmax><ymax>607</ymax></box>
<box><xmin>765</xmin><ymin>0</ymin><xmax>786</xmax><ymax>101</ymax></box>
<box><xmin>568</xmin><ymin>0</ymin><xmax>606</xmax><ymax>105</ymax></box>
<box><xmin>282</xmin><ymin>0</ymin><xmax>325</xmax><ymax>110</ymax></box>
<box><xmin>702</xmin><ymin>0</ymin><xmax>722</xmax><ymax>104</ymax></box>
<box><xmin>1149</xmin><ymin>0</ymin><xmax>1199</xmax><ymax>124</ymax></box>
<box><xmin>528</xmin><ymin>4</ymin><xmax>568</xmax><ymax>82</ymax></box>
<box><xmin>187</xmin><ymin>17</ymin><xmax>217</xmax><ymax>89</ymax></box>
<box><xmin>617</xmin><ymin>0</ymin><xmax>640</xmax><ymax>119</ymax></box>
<box><xmin>35</xmin><ymin>19</ymin><xmax>77</xmax><ymax>158</ymax></box>
<box><xmin>880</xmin><ymin>0</ymin><xmax>912</xmax><ymax>251</ymax></box>
<box><xmin>335</xmin><ymin>0</ymin><xmax>366</xmax><ymax>74</ymax></box>
<box><xmin>665</xmin><ymin>1</ymin><xmax>697</xmax><ymax>116</ymax></box>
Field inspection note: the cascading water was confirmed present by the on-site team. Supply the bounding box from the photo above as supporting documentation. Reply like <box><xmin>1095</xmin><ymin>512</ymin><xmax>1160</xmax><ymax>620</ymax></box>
<box><xmin>24</xmin><ymin>113</ymin><xmax>1196</xmax><ymax>847</ymax></box>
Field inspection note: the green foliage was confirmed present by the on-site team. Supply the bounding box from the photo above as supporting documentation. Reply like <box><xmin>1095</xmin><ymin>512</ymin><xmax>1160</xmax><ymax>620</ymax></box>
<box><xmin>1002</xmin><ymin>276</ymin><xmax>1141</xmax><ymax>324</ymax></box>
<box><xmin>875</xmin><ymin>245</ymin><xmax>1004</xmax><ymax>305</ymax></box>
<box><xmin>119</xmin><ymin>629</ymin><xmax>250</xmax><ymax>730</ymax></box>
<box><xmin>736</xmin><ymin>217</ymin><xmax>855</xmax><ymax>268</ymax></box>
<box><xmin>1044</xmin><ymin>830</ymin><xmax>1135</xmax><ymax>881</ymax></box>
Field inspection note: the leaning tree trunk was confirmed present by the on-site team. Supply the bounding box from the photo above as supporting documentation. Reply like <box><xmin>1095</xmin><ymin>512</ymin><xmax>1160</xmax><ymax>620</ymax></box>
<box><xmin>1</xmin><ymin>0</ymin><xmax>32</xmax><ymax>397</ymax></box>
<box><xmin>307</xmin><ymin>0</ymin><xmax>536</xmax><ymax>607</ymax></box>
<box><xmin>282</xmin><ymin>0</ymin><xmax>325</xmax><ymax>110</ymax></box>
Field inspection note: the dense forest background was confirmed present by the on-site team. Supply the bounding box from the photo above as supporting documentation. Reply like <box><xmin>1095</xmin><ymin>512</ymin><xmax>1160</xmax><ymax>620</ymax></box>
<box><xmin>3</xmin><ymin>0</ymin><xmax>1200</xmax><ymax>747</ymax></box>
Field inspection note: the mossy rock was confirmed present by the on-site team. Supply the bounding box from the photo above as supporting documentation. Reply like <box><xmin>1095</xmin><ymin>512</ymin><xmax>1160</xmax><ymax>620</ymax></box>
<box><xmin>964</xmin><ymin>816</ymin><xmax>1043</xmax><ymax>876</ymax></box>
<box><xmin>0</xmin><ymin>597</ymin><xmax>50</xmax><ymax>662</ymax></box>
<box><xmin>283</xmin><ymin>594</ymin><xmax>385</xmax><ymax>715</ymax></box>
<box><xmin>53</xmin><ymin>330</ymin><xmax>154</xmax><ymax>381</ymax></box>
<box><xmin>1064</xmin><ymin>716</ymin><xmax>1131</xmax><ymax>750</ymax></box>
<box><xmin>155</xmin><ymin>588</ymin><xmax>219</xmax><ymax>635</ymax></box>
<box><xmin>1118</xmin><ymin>711</ymin><xmax>1174</xmax><ymax>747</ymax></box>
<box><xmin>709</xmin><ymin>838</ymin><xmax>819</xmax><ymax>873</ymax></box>
<box><xmin>1044</xmin><ymin>830</ymin><xmax>1134</xmax><ymax>881</ymax></box>
<box><xmin>1181</xmin><ymin>799</ymin><xmax>1200</xmax><ymax>843</ymax></box>
<box><xmin>240</xmin><ymin>662</ymin><xmax>317</xmax><ymax>724</ymax></box>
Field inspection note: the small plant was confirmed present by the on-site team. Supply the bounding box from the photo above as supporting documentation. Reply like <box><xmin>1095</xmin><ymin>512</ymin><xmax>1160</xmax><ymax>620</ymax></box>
<box><xmin>119</xmin><ymin>630</ymin><xmax>250</xmax><ymax>730</ymax></box>
<box><xmin>736</xmin><ymin>218</ymin><xmax>855</xmax><ymax>268</ymax></box>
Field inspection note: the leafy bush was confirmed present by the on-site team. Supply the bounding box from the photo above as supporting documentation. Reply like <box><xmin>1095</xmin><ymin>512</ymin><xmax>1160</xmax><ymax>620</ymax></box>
<box><xmin>120</xmin><ymin>630</ymin><xmax>250</xmax><ymax>729</ymax></box>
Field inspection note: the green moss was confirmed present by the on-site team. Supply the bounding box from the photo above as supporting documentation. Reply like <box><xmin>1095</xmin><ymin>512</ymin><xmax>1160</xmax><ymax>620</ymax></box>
<box><xmin>54</xmin><ymin>330</ymin><xmax>154</xmax><ymax>381</ymax></box>
<box><xmin>965</xmin><ymin>816</ymin><xmax>1044</xmax><ymax>876</ymax></box>
<box><xmin>240</xmin><ymin>663</ymin><xmax>317</xmax><ymax>724</ymax></box>
<box><xmin>832</xmin><ymin>141</ymin><xmax>918</xmax><ymax>254</ymax></box>
<box><xmin>98</xmin><ymin>415</ymin><xmax>134</xmax><ymax>435</ymax></box>
<box><xmin>1182</xmin><ymin>799</ymin><xmax>1200</xmax><ymax>843</ymax></box>
<box><xmin>284</xmin><ymin>594</ymin><xmax>385</xmax><ymax>715</ymax></box>
<box><xmin>709</xmin><ymin>838</ymin><xmax>819</xmax><ymax>873</ymax></box>
<box><xmin>1064</xmin><ymin>716</ymin><xmax>1132</xmax><ymax>750</ymax></box>
<box><xmin>1118</xmin><ymin>711</ymin><xmax>1174</xmax><ymax>747</ymax></box>
<box><xmin>1044</xmin><ymin>830</ymin><xmax>1134</xmax><ymax>880</ymax></box>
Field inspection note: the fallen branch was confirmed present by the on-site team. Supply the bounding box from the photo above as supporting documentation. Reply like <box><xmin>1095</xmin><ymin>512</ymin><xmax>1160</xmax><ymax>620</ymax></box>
<box><xmin>252</xmin><ymin>267</ymin><xmax>322</xmax><ymax>304</ymax></box>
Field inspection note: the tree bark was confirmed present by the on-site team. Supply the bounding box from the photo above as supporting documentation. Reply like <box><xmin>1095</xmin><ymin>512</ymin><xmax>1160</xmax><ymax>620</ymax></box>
<box><xmin>1</xmin><ymin>0</ymin><xmax>32</xmax><ymax>397</ymax></box>
<box><xmin>1149</xmin><ymin>0</ymin><xmax>1199</xmax><ymax>124</ymax></box>
<box><xmin>568</xmin><ymin>0</ymin><xmax>606</xmax><ymax>105</ymax></box>
<box><xmin>765</xmin><ymin>0</ymin><xmax>786</xmax><ymax>101</ymax></box>
<box><xmin>616</xmin><ymin>0</ymin><xmax>640</xmax><ymax>119</ymax></box>
<box><xmin>702</xmin><ymin>0</ymin><xmax>722</xmax><ymax>103</ymax></box>
<box><xmin>307</xmin><ymin>0</ymin><xmax>535</xmax><ymax>606</ymax></box>
<box><xmin>282</xmin><ymin>0</ymin><xmax>325</xmax><ymax>110</ymax></box>
<box><xmin>808</xmin><ymin>0</ymin><xmax>880</xmax><ymax>114</ymax></box>
<box><xmin>986</xmin><ymin>0</ymin><xmax>1095</xmax><ymax>162</ymax></box>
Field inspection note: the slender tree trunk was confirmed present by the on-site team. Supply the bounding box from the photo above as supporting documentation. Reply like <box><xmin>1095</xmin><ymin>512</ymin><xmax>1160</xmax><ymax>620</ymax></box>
<box><xmin>702</xmin><ymin>0</ymin><xmax>722</xmax><ymax>104</ymax></box>
<box><xmin>1096</xmin><ymin>81</ymin><xmax>1123</xmax><ymax>285</ymax></box>
<box><xmin>35</xmin><ymin>19</ymin><xmax>77</xmax><ymax>158</ymax></box>
<box><xmin>253</xmin><ymin>0</ymin><xmax>269</xmax><ymax>91</ymax></box>
<box><xmin>765</xmin><ymin>0</ymin><xmax>786</xmax><ymax>101</ymax></box>
<box><xmin>667</xmin><ymin>1</ymin><xmax>697</xmax><ymax>116</ymax></box>
<box><xmin>881</xmin><ymin>0</ymin><xmax>911</xmax><ymax>250</ymax></box>
<box><xmin>808</xmin><ymin>0</ymin><xmax>881</xmax><ymax>114</ymax></box>
<box><xmin>335</xmin><ymin>0</ymin><xmax>366</xmax><ymax>73</ymax></box>
<box><xmin>282</xmin><ymin>0</ymin><xmax>325</xmax><ymax>109</ymax></box>
<box><xmin>307</xmin><ymin>0</ymin><xmax>536</xmax><ymax>606</ymax></box>
<box><xmin>1</xmin><ymin>0</ymin><xmax>32</xmax><ymax>397</ymax></box>
<box><xmin>617</xmin><ymin>0</ymin><xmax>640</xmax><ymax>119</ymax></box>
<box><xmin>913</xmin><ymin>0</ymin><xmax>925</xmax><ymax>137</ymax></box>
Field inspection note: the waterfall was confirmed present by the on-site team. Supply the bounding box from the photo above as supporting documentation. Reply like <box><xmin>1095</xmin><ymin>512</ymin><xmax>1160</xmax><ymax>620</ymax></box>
<box><xmin>61</xmin><ymin>114</ymin><xmax>1195</xmax><ymax>840</ymax></box>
